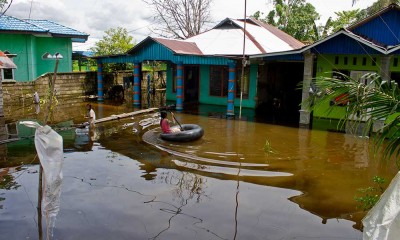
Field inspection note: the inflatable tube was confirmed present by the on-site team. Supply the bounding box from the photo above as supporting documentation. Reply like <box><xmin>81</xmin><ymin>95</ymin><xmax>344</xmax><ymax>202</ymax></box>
<box><xmin>160</xmin><ymin>124</ymin><xmax>204</xmax><ymax>142</ymax></box>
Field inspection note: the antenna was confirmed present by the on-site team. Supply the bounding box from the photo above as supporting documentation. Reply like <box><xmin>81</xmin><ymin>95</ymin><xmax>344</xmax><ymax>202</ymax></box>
<box><xmin>28</xmin><ymin>0</ymin><xmax>34</xmax><ymax>19</ymax></box>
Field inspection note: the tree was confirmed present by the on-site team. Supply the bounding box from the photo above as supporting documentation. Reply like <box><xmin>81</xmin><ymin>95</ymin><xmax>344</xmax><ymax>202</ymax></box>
<box><xmin>0</xmin><ymin>0</ymin><xmax>12</xmax><ymax>17</ymax></box>
<box><xmin>304</xmin><ymin>73</ymin><xmax>400</xmax><ymax>162</ymax></box>
<box><xmin>91</xmin><ymin>27</ymin><xmax>135</xmax><ymax>56</ymax></box>
<box><xmin>330</xmin><ymin>10</ymin><xmax>362</xmax><ymax>32</ymax></box>
<box><xmin>311</xmin><ymin>17</ymin><xmax>332</xmax><ymax>42</ymax></box>
<box><xmin>264</xmin><ymin>0</ymin><xmax>320</xmax><ymax>43</ymax></box>
<box><xmin>356</xmin><ymin>0</ymin><xmax>400</xmax><ymax>20</ymax></box>
<box><xmin>143</xmin><ymin>0</ymin><xmax>213</xmax><ymax>39</ymax></box>
<box><xmin>90</xmin><ymin>27</ymin><xmax>135</xmax><ymax>73</ymax></box>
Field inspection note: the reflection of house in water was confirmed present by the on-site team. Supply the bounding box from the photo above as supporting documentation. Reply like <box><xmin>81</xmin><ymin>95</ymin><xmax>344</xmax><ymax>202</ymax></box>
<box><xmin>0</xmin><ymin>51</ymin><xmax>17</xmax><ymax>143</ymax></box>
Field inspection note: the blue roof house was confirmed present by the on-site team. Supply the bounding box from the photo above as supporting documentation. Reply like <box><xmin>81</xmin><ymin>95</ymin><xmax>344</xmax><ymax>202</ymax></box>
<box><xmin>0</xmin><ymin>15</ymin><xmax>88</xmax><ymax>82</ymax></box>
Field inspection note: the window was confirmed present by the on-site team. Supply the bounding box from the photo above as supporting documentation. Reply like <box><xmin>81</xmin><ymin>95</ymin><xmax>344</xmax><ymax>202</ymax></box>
<box><xmin>209</xmin><ymin>66</ymin><xmax>228</xmax><ymax>97</ymax></box>
<box><xmin>394</xmin><ymin>58</ymin><xmax>398</xmax><ymax>67</ymax></box>
<box><xmin>344</xmin><ymin>57</ymin><xmax>348</xmax><ymax>65</ymax></box>
<box><xmin>362</xmin><ymin>57</ymin><xmax>367</xmax><ymax>66</ymax></box>
<box><xmin>372</xmin><ymin>57</ymin><xmax>377</xmax><ymax>66</ymax></box>
<box><xmin>1</xmin><ymin>69</ymin><xmax>14</xmax><ymax>80</ymax></box>
<box><xmin>334</xmin><ymin>56</ymin><xmax>339</xmax><ymax>65</ymax></box>
<box><xmin>236</xmin><ymin>66</ymin><xmax>250</xmax><ymax>99</ymax></box>
<box><xmin>353</xmin><ymin>57</ymin><xmax>357</xmax><ymax>65</ymax></box>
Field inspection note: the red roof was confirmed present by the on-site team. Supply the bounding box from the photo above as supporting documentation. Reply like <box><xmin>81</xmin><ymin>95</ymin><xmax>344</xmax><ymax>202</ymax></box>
<box><xmin>0</xmin><ymin>51</ymin><xmax>17</xmax><ymax>69</ymax></box>
<box><xmin>249</xmin><ymin>18</ymin><xmax>305</xmax><ymax>49</ymax></box>
<box><xmin>153</xmin><ymin>38</ymin><xmax>203</xmax><ymax>55</ymax></box>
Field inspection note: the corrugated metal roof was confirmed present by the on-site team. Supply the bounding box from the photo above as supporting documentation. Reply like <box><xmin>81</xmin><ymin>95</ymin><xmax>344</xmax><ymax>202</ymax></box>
<box><xmin>153</xmin><ymin>38</ymin><xmax>203</xmax><ymax>55</ymax></box>
<box><xmin>347</xmin><ymin>3</ymin><xmax>400</xmax><ymax>31</ymax></box>
<box><xmin>0</xmin><ymin>15</ymin><xmax>88</xmax><ymax>41</ymax></box>
<box><xmin>0</xmin><ymin>15</ymin><xmax>46</xmax><ymax>33</ymax></box>
<box><xmin>26</xmin><ymin>19</ymin><xmax>88</xmax><ymax>39</ymax></box>
<box><xmin>185</xmin><ymin>18</ymin><xmax>304</xmax><ymax>56</ymax></box>
<box><xmin>349</xmin><ymin>8</ymin><xmax>400</xmax><ymax>47</ymax></box>
<box><xmin>0</xmin><ymin>51</ymin><xmax>17</xmax><ymax>69</ymax></box>
<box><xmin>249</xmin><ymin>18</ymin><xmax>305</xmax><ymax>49</ymax></box>
<box><xmin>100</xmin><ymin>17</ymin><xmax>305</xmax><ymax>63</ymax></box>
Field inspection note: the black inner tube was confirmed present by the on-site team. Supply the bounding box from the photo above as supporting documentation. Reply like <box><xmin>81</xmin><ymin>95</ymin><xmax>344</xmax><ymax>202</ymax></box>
<box><xmin>160</xmin><ymin>124</ymin><xmax>204</xmax><ymax>142</ymax></box>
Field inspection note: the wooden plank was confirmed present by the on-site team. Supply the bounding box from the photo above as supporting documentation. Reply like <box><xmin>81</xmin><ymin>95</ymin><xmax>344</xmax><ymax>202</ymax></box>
<box><xmin>94</xmin><ymin>108</ymin><xmax>158</xmax><ymax>124</ymax></box>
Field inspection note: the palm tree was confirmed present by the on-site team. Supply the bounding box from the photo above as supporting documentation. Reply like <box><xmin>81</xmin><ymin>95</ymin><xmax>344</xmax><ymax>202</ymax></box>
<box><xmin>304</xmin><ymin>73</ymin><xmax>400</xmax><ymax>163</ymax></box>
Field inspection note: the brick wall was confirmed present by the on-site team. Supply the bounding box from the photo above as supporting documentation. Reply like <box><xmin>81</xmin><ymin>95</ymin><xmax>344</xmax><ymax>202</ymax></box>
<box><xmin>2</xmin><ymin>71</ymin><xmax>97</xmax><ymax>107</ymax></box>
<box><xmin>0</xmin><ymin>70</ymin><xmax>6</xmax><ymax>141</ymax></box>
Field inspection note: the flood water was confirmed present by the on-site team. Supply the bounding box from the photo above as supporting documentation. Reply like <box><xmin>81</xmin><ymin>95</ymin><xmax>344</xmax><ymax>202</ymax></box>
<box><xmin>0</xmin><ymin>99</ymin><xmax>398</xmax><ymax>240</ymax></box>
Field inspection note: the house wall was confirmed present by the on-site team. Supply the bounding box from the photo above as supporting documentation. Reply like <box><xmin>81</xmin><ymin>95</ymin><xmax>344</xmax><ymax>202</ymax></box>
<box><xmin>166</xmin><ymin>63</ymin><xmax>175</xmax><ymax>102</ymax></box>
<box><xmin>166</xmin><ymin>63</ymin><xmax>258</xmax><ymax>108</ymax></box>
<box><xmin>314</xmin><ymin>54</ymin><xmax>382</xmax><ymax>119</ymax></box>
<box><xmin>0</xmin><ymin>33</ymin><xmax>73</xmax><ymax>82</ymax></box>
<box><xmin>35</xmin><ymin>37</ymin><xmax>73</xmax><ymax>77</ymax></box>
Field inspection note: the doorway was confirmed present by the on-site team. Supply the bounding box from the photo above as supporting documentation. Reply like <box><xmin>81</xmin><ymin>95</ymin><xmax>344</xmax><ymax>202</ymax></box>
<box><xmin>184</xmin><ymin>66</ymin><xmax>199</xmax><ymax>103</ymax></box>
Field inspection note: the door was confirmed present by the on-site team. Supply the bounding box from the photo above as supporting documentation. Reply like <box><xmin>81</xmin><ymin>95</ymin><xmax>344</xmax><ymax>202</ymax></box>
<box><xmin>184</xmin><ymin>66</ymin><xmax>199</xmax><ymax>103</ymax></box>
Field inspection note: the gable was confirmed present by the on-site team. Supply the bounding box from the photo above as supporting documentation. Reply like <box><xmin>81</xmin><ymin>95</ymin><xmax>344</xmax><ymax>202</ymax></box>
<box><xmin>350</xmin><ymin>7</ymin><xmax>400</xmax><ymax>47</ymax></box>
<box><xmin>310</xmin><ymin>33</ymin><xmax>383</xmax><ymax>55</ymax></box>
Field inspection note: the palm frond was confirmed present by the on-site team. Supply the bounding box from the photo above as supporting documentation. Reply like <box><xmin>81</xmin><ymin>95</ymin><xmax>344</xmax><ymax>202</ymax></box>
<box><xmin>303</xmin><ymin>72</ymin><xmax>400</xmax><ymax>161</ymax></box>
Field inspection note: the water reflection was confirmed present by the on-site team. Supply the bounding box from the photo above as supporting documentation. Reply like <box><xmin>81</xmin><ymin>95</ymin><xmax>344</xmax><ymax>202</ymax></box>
<box><xmin>0</xmin><ymin>100</ymin><xmax>398</xmax><ymax>239</ymax></box>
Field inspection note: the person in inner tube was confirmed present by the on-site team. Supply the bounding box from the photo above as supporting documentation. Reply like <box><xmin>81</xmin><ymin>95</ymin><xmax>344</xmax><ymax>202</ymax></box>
<box><xmin>160</xmin><ymin>111</ymin><xmax>181</xmax><ymax>133</ymax></box>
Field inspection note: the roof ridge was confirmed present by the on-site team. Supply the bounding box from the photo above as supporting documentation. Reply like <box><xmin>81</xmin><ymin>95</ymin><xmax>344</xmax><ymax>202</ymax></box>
<box><xmin>20</xmin><ymin>18</ymin><xmax>50</xmax><ymax>32</ymax></box>
<box><xmin>26</xmin><ymin>19</ymin><xmax>88</xmax><ymax>35</ymax></box>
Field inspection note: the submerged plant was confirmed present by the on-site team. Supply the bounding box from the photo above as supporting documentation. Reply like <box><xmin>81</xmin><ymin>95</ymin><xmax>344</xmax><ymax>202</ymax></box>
<box><xmin>355</xmin><ymin>176</ymin><xmax>386</xmax><ymax>211</ymax></box>
<box><xmin>264</xmin><ymin>140</ymin><xmax>276</xmax><ymax>154</ymax></box>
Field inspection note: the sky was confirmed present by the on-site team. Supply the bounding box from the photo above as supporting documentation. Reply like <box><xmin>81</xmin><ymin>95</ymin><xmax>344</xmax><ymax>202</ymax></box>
<box><xmin>5</xmin><ymin>0</ymin><xmax>378</xmax><ymax>51</ymax></box>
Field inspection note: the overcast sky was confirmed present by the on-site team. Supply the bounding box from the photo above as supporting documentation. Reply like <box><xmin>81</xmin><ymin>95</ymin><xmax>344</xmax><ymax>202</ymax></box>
<box><xmin>6</xmin><ymin>0</ymin><xmax>377</xmax><ymax>51</ymax></box>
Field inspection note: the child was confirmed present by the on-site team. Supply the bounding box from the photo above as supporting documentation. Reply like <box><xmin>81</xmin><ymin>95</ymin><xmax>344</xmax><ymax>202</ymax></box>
<box><xmin>85</xmin><ymin>104</ymin><xmax>96</xmax><ymax>127</ymax></box>
<box><xmin>160</xmin><ymin>111</ymin><xmax>180</xmax><ymax>133</ymax></box>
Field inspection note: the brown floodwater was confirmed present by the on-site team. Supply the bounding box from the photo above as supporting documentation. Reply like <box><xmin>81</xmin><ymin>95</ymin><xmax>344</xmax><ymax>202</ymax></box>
<box><xmin>0</xmin><ymin>99</ymin><xmax>398</xmax><ymax>240</ymax></box>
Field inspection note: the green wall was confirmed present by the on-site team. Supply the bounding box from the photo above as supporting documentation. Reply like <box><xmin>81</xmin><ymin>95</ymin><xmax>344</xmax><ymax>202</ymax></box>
<box><xmin>199</xmin><ymin>64</ymin><xmax>257</xmax><ymax>108</ymax></box>
<box><xmin>166</xmin><ymin>63</ymin><xmax>175</xmax><ymax>101</ymax></box>
<box><xmin>314</xmin><ymin>54</ymin><xmax>381</xmax><ymax>119</ymax></box>
<box><xmin>164</xmin><ymin>62</ymin><xmax>258</xmax><ymax>109</ymax></box>
<box><xmin>0</xmin><ymin>33</ymin><xmax>73</xmax><ymax>82</ymax></box>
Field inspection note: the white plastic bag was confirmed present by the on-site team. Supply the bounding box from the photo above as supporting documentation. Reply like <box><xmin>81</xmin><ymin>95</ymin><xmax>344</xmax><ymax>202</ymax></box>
<box><xmin>20</xmin><ymin>121</ymin><xmax>63</xmax><ymax>237</ymax></box>
<box><xmin>362</xmin><ymin>171</ymin><xmax>400</xmax><ymax>240</ymax></box>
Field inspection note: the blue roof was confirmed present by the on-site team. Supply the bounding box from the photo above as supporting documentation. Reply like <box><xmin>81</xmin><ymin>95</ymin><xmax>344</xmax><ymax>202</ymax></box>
<box><xmin>0</xmin><ymin>15</ymin><xmax>46</xmax><ymax>32</ymax></box>
<box><xmin>0</xmin><ymin>15</ymin><xmax>88</xmax><ymax>41</ymax></box>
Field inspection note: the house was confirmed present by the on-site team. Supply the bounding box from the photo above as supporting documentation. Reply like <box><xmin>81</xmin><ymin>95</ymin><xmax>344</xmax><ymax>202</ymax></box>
<box><xmin>251</xmin><ymin>3</ymin><xmax>400</xmax><ymax>128</ymax></box>
<box><xmin>94</xmin><ymin>18</ymin><xmax>304</xmax><ymax>115</ymax></box>
<box><xmin>0</xmin><ymin>15</ymin><xmax>89</xmax><ymax>82</ymax></box>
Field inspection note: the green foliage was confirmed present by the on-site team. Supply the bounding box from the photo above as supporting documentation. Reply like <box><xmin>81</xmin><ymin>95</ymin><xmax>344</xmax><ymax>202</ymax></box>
<box><xmin>73</xmin><ymin>59</ymin><xmax>97</xmax><ymax>72</ymax></box>
<box><xmin>304</xmin><ymin>72</ymin><xmax>400</xmax><ymax>162</ymax></box>
<box><xmin>312</xmin><ymin>17</ymin><xmax>332</xmax><ymax>41</ymax></box>
<box><xmin>358</xmin><ymin>0</ymin><xmax>400</xmax><ymax>19</ymax></box>
<box><xmin>91</xmin><ymin>27</ymin><xmax>135</xmax><ymax>56</ymax></box>
<box><xmin>355</xmin><ymin>176</ymin><xmax>386</xmax><ymax>211</ymax></box>
<box><xmin>264</xmin><ymin>0</ymin><xmax>320</xmax><ymax>42</ymax></box>
<box><xmin>330</xmin><ymin>10</ymin><xmax>362</xmax><ymax>32</ymax></box>
<box><xmin>264</xmin><ymin>140</ymin><xmax>276</xmax><ymax>154</ymax></box>
<box><xmin>0</xmin><ymin>0</ymin><xmax>7</xmax><ymax>8</ymax></box>
<box><xmin>90</xmin><ymin>27</ymin><xmax>135</xmax><ymax>73</ymax></box>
